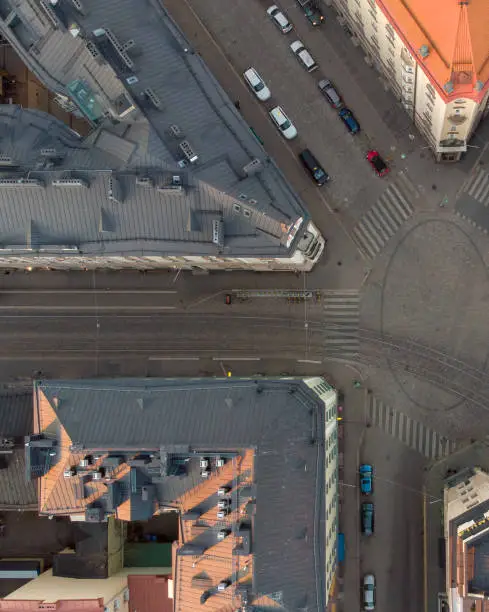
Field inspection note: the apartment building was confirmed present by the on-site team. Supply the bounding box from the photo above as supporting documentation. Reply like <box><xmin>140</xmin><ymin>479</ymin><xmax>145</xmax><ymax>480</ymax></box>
<box><xmin>0</xmin><ymin>0</ymin><xmax>325</xmax><ymax>272</ymax></box>
<box><xmin>444</xmin><ymin>467</ymin><xmax>489</xmax><ymax>612</ymax></box>
<box><xmin>329</xmin><ymin>0</ymin><xmax>489</xmax><ymax>161</ymax></box>
<box><xmin>24</xmin><ymin>376</ymin><xmax>339</xmax><ymax>612</ymax></box>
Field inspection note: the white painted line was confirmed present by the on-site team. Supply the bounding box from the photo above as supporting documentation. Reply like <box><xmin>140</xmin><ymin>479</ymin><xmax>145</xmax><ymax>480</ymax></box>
<box><xmin>297</xmin><ymin>359</ymin><xmax>322</xmax><ymax>364</ymax></box>
<box><xmin>212</xmin><ymin>357</ymin><xmax>261</xmax><ymax>361</ymax></box>
<box><xmin>149</xmin><ymin>357</ymin><xmax>200</xmax><ymax>361</ymax></box>
<box><xmin>0</xmin><ymin>306</ymin><xmax>177</xmax><ymax>311</ymax></box>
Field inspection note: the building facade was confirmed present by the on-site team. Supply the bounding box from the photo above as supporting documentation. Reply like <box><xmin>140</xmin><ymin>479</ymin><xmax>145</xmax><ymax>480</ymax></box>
<box><xmin>329</xmin><ymin>0</ymin><xmax>489</xmax><ymax>161</ymax></box>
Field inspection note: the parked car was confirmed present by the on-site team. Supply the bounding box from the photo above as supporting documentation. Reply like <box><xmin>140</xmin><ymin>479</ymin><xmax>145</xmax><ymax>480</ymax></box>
<box><xmin>361</xmin><ymin>502</ymin><xmax>374</xmax><ymax>536</ymax></box>
<box><xmin>318</xmin><ymin>78</ymin><xmax>342</xmax><ymax>108</ymax></box>
<box><xmin>339</xmin><ymin>107</ymin><xmax>360</xmax><ymax>134</ymax></box>
<box><xmin>243</xmin><ymin>67</ymin><xmax>271</xmax><ymax>101</ymax></box>
<box><xmin>363</xmin><ymin>574</ymin><xmax>376</xmax><ymax>611</ymax></box>
<box><xmin>290</xmin><ymin>40</ymin><xmax>318</xmax><ymax>72</ymax></box>
<box><xmin>359</xmin><ymin>464</ymin><xmax>373</xmax><ymax>494</ymax></box>
<box><xmin>299</xmin><ymin>149</ymin><xmax>329</xmax><ymax>186</ymax></box>
<box><xmin>267</xmin><ymin>5</ymin><xmax>293</xmax><ymax>34</ymax></box>
<box><xmin>366</xmin><ymin>150</ymin><xmax>390</xmax><ymax>177</ymax></box>
<box><xmin>296</xmin><ymin>0</ymin><xmax>324</xmax><ymax>26</ymax></box>
<box><xmin>269</xmin><ymin>106</ymin><xmax>297</xmax><ymax>139</ymax></box>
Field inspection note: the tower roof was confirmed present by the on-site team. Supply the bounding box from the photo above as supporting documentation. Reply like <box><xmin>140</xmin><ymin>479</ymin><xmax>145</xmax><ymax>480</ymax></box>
<box><xmin>379</xmin><ymin>0</ymin><xmax>489</xmax><ymax>99</ymax></box>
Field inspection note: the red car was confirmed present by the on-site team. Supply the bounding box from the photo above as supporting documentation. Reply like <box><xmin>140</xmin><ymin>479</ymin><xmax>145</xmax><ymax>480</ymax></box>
<box><xmin>366</xmin><ymin>150</ymin><xmax>390</xmax><ymax>177</ymax></box>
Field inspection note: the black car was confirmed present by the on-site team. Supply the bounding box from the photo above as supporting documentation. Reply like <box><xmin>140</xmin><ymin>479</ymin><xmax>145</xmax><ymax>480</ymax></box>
<box><xmin>361</xmin><ymin>502</ymin><xmax>374</xmax><ymax>536</ymax></box>
<box><xmin>296</xmin><ymin>0</ymin><xmax>324</xmax><ymax>26</ymax></box>
<box><xmin>299</xmin><ymin>149</ymin><xmax>329</xmax><ymax>186</ymax></box>
<box><xmin>318</xmin><ymin>79</ymin><xmax>342</xmax><ymax>109</ymax></box>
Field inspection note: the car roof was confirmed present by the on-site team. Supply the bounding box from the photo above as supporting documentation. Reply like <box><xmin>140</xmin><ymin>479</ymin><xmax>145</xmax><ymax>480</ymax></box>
<box><xmin>244</xmin><ymin>68</ymin><xmax>261</xmax><ymax>83</ymax></box>
<box><xmin>270</xmin><ymin>106</ymin><xmax>288</xmax><ymax>122</ymax></box>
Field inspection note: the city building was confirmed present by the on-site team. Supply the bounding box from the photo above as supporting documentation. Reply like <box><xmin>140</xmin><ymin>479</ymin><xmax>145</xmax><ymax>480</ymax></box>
<box><xmin>0</xmin><ymin>568</ymin><xmax>173</xmax><ymax>612</ymax></box>
<box><xmin>329</xmin><ymin>0</ymin><xmax>489</xmax><ymax>161</ymax></box>
<box><xmin>25</xmin><ymin>376</ymin><xmax>339</xmax><ymax>611</ymax></box>
<box><xmin>444</xmin><ymin>467</ymin><xmax>489</xmax><ymax>611</ymax></box>
<box><xmin>0</xmin><ymin>0</ymin><xmax>325</xmax><ymax>271</ymax></box>
<box><xmin>0</xmin><ymin>389</ymin><xmax>37</xmax><ymax>510</ymax></box>
<box><xmin>0</xmin><ymin>516</ymin><xmax>173</xmax><ymax>611</ymax></box>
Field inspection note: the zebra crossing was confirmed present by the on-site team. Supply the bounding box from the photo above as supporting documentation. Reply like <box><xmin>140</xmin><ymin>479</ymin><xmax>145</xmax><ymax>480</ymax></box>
<box><xmin>323</xmin><ymin>290</ymin><xmax>360</xmax><ymax>360</ymax></box>
<box><xmin>455</xmin><ymin>167</ymin><xmax>489</xmax><ymax>234</ymax></box>
<box><xmin>352</xmin><ymin>173</ymin><xmax>418</xmax><ymax>260</ymax></box>
<box><xmin>464</xmin><ymin>167</ymin><xmax>489</xmax><ymax>205</ymax></box>
<box><xmin>367</xmin><ymin>395</ymin><xmax>458</xmax><ymax>459</ymax></box>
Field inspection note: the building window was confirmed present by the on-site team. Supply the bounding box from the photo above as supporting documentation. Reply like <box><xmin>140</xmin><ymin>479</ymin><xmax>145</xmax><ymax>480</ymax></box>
<box><xmin>426</xmin><ymin>83</ymin><xmax>436</xmax><ymax>97</ymax></box>
<box><xmin>369</xmin><ymin>8</ymin><xmax>377</xmax><ymax>21</ymax></box>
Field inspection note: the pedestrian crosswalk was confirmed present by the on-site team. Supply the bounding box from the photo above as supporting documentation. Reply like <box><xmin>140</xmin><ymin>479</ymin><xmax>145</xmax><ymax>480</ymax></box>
<box><xmin>455</xmin><ymin>167</ymin><xmax>489</xmax><ymax>234</ymax></box>
<box><xmin>464</xmin><ymin>167</ymin><xmax>489</xmax><ymax>205</ymax></box>
<box><xmin>352</xmin><ymin>174</ymin><xmax>418</xmax><ymax>260</ymax></box>
<box><xmin>367</xmin><ymin>395</ymin><xmax>458</xmax><ymax>459</ymax></box>
<box><xmin>323</xmin><ymin>290</ymin><xmax>360</xmax><ymax>360</ymax></box>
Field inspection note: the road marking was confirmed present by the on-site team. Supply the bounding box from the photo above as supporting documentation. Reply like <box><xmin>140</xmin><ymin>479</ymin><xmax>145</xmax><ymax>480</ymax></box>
<box><xmin>297</xmin><ymin>359</ymin><xmax>322</xmax><ymax>364</ymax></box>
<box><xmin>212</xmin><ymin>357</ymin><xmax>261</xmax><ymax>361</ymax></box>
<box><xmin>0</xmin><ymin>290</ymin><xmax>178</xmax><ymax>294</ymax></box>
<box><xmin>0</xmin><ymin>306</ymin><xmax>177</xmax><ymax>311</ymax></box>
<box><xmin>148</xmin><ymin>357</ymin><xmax>200</xmax><ymax>361</ymax></box>
<box><xmin>368</xmin><ymin>395</ymin><xmax>458</xmax><ymax>459</ymax></box>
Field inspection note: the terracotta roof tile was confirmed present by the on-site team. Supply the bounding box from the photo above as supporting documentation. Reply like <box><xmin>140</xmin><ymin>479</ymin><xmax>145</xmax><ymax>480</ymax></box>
<box><xmin>128</xmin><ymin>575</ymin><xmax>172</xmax><ymax>612</ymax></box>
<box><xmin>378</xmin><ymin>0</ymin><xmax>489</xmax><ymax>99</ymax></box>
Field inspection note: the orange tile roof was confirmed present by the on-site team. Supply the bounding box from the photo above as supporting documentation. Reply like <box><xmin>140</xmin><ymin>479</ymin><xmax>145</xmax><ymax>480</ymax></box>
<box><xmin>128</xmin><ymin>575</ymin><xmax>172</xmax><ymax>612</ymax></box>
<box><xmin>174</xmin><ymin>451</ymin><xmax>254</xmax><ymax>612</ymax></box>
<box><xmin>35</xmin><ymin>392</ymin><xmax>133</xmax><ymax>515</ymax></box>
<box><xmin>377</xmin><ymin>0</ymin><xmax>489</xmax><ymax>100</ymax></box>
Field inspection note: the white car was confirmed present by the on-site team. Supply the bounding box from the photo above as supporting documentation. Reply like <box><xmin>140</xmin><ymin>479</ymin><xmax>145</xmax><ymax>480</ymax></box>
<box><xmin>290</xmin><ymin>40</ymin><xmax>318</xmax><ymax>72</ymax></box>
<box><xmin>267</xmin><ymin>5</ymin><xmax>293</xmax><ymax>34</ymax></box>
<box><xmin>243</xmin><ymin>68</ymin><xmax>271</xmax><ymax>101</ymax></box>
<box><xmin>363</xmin><ymin>574</ymin><xmax>376</xmax><ymax>611</ymax></box>
<box><xmin>269</xmin><ymin>106</ymin><xmax>297</xmax><ymax>140</ymax></box>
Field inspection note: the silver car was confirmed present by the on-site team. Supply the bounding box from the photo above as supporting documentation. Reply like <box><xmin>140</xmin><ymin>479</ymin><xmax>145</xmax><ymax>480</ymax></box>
<box><xmin>363</xmin><ymin>574</ymin><xmax>376</xmax><ymax>611</ymax></box>
<box><xmin>267</xmin><ymin>5</ymin><xmax>293</xmax><ymax>34</ymax></box>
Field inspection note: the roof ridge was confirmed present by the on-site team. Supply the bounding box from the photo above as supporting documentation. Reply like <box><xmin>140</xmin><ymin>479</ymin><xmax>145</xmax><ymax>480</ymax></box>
<box><xmin>449</xmin><ymin>2</ymin><xmax>477</xmax><ymax>86</ymax></box>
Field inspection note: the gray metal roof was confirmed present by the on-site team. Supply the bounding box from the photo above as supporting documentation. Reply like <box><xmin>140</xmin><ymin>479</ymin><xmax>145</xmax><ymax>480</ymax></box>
<box><xmin>36</xmin><ymin>377</ymin><xmax>328</xmax><ymax>611</ymax></box>
<box><xmin>0</xmin><ymin>389</ymin><xmax>32</xmax><ymax>436</ymax></box>
<box><xmin>0</xmin><ymin>0</ymin><xmax>313</xmax><ymax>260</ymax></box>
<box><xmin>0</xmin><ymin>449</ymin><xmax>37</xmax><ymax>508</ymax></box>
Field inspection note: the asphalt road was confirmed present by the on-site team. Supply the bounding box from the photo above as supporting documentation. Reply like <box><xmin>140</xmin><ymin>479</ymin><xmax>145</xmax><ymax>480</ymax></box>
<box><xmin>2</xmin><ymin>0</ymin><xmax>487</xmax><ymax>610</ymax></box>
<box><xmin>0</xmin><ymin>286</ymin><xmax>327</xmax><ymax>379</ymax></box>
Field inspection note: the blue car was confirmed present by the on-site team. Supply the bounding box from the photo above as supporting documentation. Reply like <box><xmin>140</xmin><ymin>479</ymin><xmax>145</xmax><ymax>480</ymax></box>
<box><xmin>359</xmin><ymin>464</ymin><xmax>373</xmax><ymax>494</ymax></box>
<box><xmin>339</xmin><ymin>108</ymin><xmax>360</xmax><ymax>134</ymax></box>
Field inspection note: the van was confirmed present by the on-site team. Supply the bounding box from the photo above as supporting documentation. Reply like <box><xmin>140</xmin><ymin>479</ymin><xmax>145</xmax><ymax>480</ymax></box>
<box><xmin>269</xmin><ymin>106</ymin><xmax>297</xmax><ymax>140</ymax></box>
<box><xmin>299</xmin><ymin>149</ymin><xmax>329</xmax><ymax>186</ymax></box>
<box><xmin>290</xmin><ymin>40</ymin><xmax>318</xmax><ymax>72</ymax></box>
